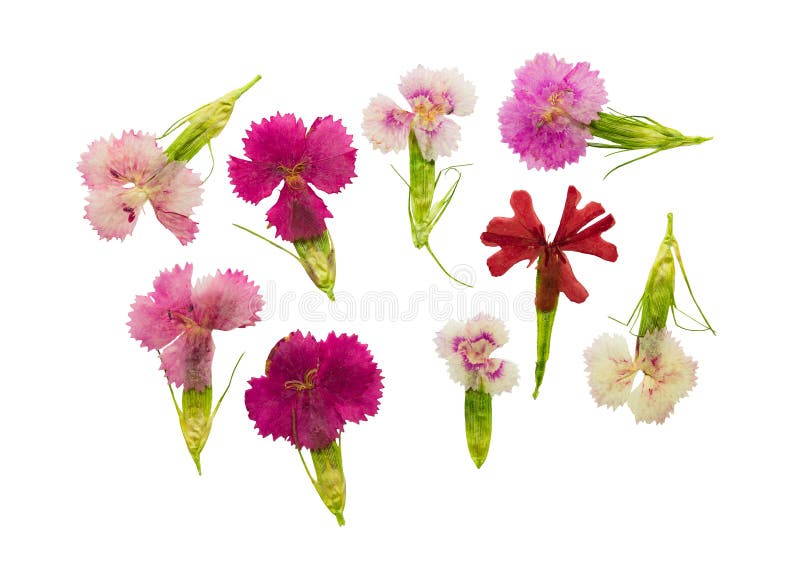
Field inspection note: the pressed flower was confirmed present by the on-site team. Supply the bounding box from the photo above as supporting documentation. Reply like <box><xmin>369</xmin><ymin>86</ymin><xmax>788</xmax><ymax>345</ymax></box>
<box><xmin>481</xmin><ymin>186</ymin><xmax>617</xmax><ymax>397</ymax></box>
<box><xmin>436</xmin><ymin>314</ymin><xmax>518</xmax><ymax>468</ymax></box>
<box><xmin>585</xmin><ymin>213</ymin><xmax>714</xmax><ymax>423</ymax></box>
<box><xmin>79</xmin><ymin>131</ymin><xmax>203</xmax><ymax>244</ymax></box>
<box><xmin>362</xmin><ymin>66</ymin><xmax>476</xmax><ymax>286</ymax></box>
<box><xmin>80</xmin><ymin>76</ymin><xmax>259</xmax><ymax>244</ymax></box>
<box><xmin>129</xmin><ymin>264</ymin><xmax>263</xmax><ymax>473</ymax></box>
<box><xmin>499</xmin><ymin>53</ymin><xmax>710</xmax><ymax>177</ymax></box>
<box><xmin>229</xmin><ymin>113</ymin><xmax>356</xmax><ymax>300</ymax></box>
<box><xmin>246</xmin><ymin>331</ymin><xmax>383</xmax><ymax>525</ymax></box>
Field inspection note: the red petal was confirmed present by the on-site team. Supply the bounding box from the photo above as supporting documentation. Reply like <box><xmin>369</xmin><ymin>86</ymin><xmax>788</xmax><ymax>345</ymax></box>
<box><xmin>552</xmin><ymin>185</ymin><xmax>617</xmax><ymax>261</ymax></box>
<box><xmin>481</xmin><ymin>190</ymin><xmax>547</xmax><ymax>275</ymax></box>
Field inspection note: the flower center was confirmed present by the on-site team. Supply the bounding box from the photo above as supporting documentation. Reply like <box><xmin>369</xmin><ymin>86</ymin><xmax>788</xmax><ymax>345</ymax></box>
<box><xmin>279</xmin><ymin>162</ymin><xmax>307</xmax><ymax>191</ymax></box>
<box><xmin>284</xmin><ymin>368</ymin><xmax>318</xmax><ymax>392</ymax></box>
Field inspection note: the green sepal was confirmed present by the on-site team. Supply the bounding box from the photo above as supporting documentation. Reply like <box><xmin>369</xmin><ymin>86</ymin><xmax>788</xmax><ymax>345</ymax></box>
<box><xmin>180</xmin><ymin>387</ymin><xmax>213</xmax><ymax>475</ymax></box>
<box><xmin>534</xmin><ymin>302</ymin><xmax>558</xmax><ymax>399</ymax></box>
<box><xmin>588</xmin><ymin>110</ymin><xmax>711</xmax><ymax>177</ymax></box>
<box><xmin>163</xmin><ymin>74</ymin><xmax>261</xmax><ymax>163</ymax></box>
<box><xmin>408</xmin><ymin>130</ymin><xmax>436</xmax><ymax>248</ymax></box>
<box><xmin>294</xmin><ymin>230</ymin><xmax>336</xmax><ymax>301</ymax></box>
<box><xmin>309</xmin><ymin>441</ymin><xmax>347</xmax><ymax>526</ymax></box>
<box><xmin>464</xmin><ymin>389</ymin><xmax>492</xmax><ymax>468</ymax></box>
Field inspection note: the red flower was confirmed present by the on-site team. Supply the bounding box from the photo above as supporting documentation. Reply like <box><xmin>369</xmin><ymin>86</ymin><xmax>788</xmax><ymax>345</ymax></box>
<box><xmin>480</xmin><ymin>186</ymin><xmax>617</xmax><ymax>311</ymax></box>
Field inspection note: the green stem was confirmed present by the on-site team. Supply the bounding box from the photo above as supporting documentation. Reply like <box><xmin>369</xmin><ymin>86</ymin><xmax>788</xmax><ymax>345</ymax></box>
<box><xmin>233</xmin><ymin>223</ymin><xmax>301</xmax><ymax>260</ymax></box>
<box><xmin>534</xmin><ymin>302</ymin><xmax>558</xmax><ymax>399</ymax></box>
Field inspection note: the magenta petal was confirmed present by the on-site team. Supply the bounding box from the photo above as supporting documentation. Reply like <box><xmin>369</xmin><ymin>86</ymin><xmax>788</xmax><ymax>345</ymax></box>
<box><xmin>303</xmin><ymin>116</ymin><xmax>357</xmax><ymax>194</ymax></box>
<box><xmin>192</xmin><ymin>269</ymin><xmax>263</xmax><ymax>331</ymax></box>
<box><xmin>160</xmin><ymin>327</ymin><xmax>215</xmax><ymax>391</ymax></box>
<box><xmin>227</xmin><ymin>156</ymin><xmax>284</xmax><ymax>205</ymax></box>
<box><xmin>266</xmin><ymin>182</ymin><xmax>331</xmax><ymax>241</ymax></box>
<box><xmin>317</xmin><ymin>332</ymin><xmax>383</xmax><ymax>423</ymax></box>
<box><xmin>243</xmin><ymin>113</ymin><xmax>308</xmax><ymax>166</ymax></box>
<box><xmin>128</xmin><ymin>264</ymin><xmax>194</xmax><ymax>350</ymax></box>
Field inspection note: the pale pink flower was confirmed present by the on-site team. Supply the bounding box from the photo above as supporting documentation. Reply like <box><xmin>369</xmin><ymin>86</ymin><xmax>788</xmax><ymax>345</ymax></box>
<box><xmin>79</xmin><ymin>131</ymin><xmax>203</xmax><ymax>244</ymax></box>
<box><xmin>435</xmin><ymin>314</ymin><xmax>518</xmax><ymax>395</ymax></box>
<box><xmin>363</xmin><ymin>66</ymin><xmax>476</xmax><ymax>161</ymax></box>
<box><xmin>129</xmin><ymin>264</ymin><xmax>263</xmax><ymax>391</ymax></box>
<box><xmin>584</xmin><ymin>330</ymin><xmax>697</xmax><ymax>423</ymax></box>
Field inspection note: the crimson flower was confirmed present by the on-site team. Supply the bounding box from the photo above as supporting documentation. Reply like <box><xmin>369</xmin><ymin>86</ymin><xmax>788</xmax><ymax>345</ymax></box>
<box><xmin>481</xmin><ymin>186</ymin><xmax>617</xmax><ymax>311</ymax></box>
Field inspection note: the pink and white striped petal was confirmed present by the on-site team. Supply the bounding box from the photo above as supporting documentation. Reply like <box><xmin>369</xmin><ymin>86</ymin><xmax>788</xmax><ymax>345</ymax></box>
<box><xmin>413</xmin><ymin>117</ymin><xmax>461</xmax><ymax>161</ymax></box>
<box><xmin>584</xmin><ymin>333</ymin><xmax>637</xmax><ymax>409</ymax></box>
<box><xmin>362</xmin><ymin>94</ymin><xmax>413</xmax><ymax>153</ymax></box>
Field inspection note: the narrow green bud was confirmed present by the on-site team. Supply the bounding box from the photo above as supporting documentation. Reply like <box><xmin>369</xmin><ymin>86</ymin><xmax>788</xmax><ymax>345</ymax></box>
<box><xmin>294</xmin><ymin>230</ymin><xmax>336</xmax><ymax>301</ymax></box>
<box><xmin>639</xmin><ymin>213</ymin><xmax>676</xmax><ymax>336</ymax></box>
<box><xmin>408</xmin><ymin>129</ymin><xmax>436</xmax><ymax>248</ymax></box>
<box><xmin>180</xmin><ymin>387</ymin><xmax>213</xmax><ymax>475</ymax></box>
<box><xmin>310</xmin><ymin>442</ymin><xmax>346</xmax><ymax>526</ymax></box>
<box><xmin>164</xmin><ymin>74</ymin><xmax>261</xmax><ymax>163</ymax></box>
<box><xmin>464</xmin><ymin>389</ymin><xmax>492</xmax><ymax>468</ymax></box>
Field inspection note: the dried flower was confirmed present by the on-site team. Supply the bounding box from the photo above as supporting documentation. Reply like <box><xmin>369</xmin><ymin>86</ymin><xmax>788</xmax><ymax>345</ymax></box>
<box><xmin>129</xmin><ymin>264</ymin><xmax>263</xmax><ymax>473</ymax></box>
<box><xmin>79</xmin><ymin>131</ymin><xmax>203</xmax><ymax>244</ymax></box>
<box><xmin>499</xmin><ymin>53</ymin><xmax>710</xmax><ymax>177</ymax></box>
<box><xmin>481</xmin><ymin>186</ymin><xmax>617</xmax><ymax>397</ymax></box>
<box><xmin>436</xmin><ymin>315</ymin><xmax>518</xmax><ymax>468</ymax></box>
<box><xmin>245</xmin><ymin>331</ymin><xmax>383</xmax><ymax>525</ymax></box>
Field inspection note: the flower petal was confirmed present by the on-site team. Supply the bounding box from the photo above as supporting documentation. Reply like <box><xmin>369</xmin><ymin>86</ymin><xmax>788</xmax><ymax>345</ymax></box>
<box><xmin>160</xmin><ymin>327</ymin><xmax>215</xmax><ymax>391</ymax></box>
<box><xmin>481</xmin><ymin>190</ymin><xmax>547</xmax><ymax>275</ymax></box>
<box><xmin>412</xmin><ymin>117</ymin><xmax>461</xmax><ymax>161</ymax></box>
<box><xmin>84</xmin><ymin>188</ymin><xmax>143</xmax><ymax>241</ymax></box>
<box><xmin>128</xmin><ymin>264</ymin><xmax>194</xmax><ymax>350</ymax></box>
<box><xmin>191</xmin><ymin>269</ymin><xmax>263</xmax><ymax>331</ymax></box>
<box><xmin>552</xmin><ymin>186</ymin><xmax>617</xmax><ymax>262</ymax></box>
<box><xmin>481</xmin><ymin>359</ymin><xmax>518</xmax><ymax>396</ymax></box>
<box><xmin>303</xmin><ymin>116</ymin><xmax>357</xmax><ymax>194</ymax></box>
<box><xmin>317</xmin><ymin>332</ymin><xmax>383</xmax><ymax>424</ymax></box>
<box><xmin>266</xmin><ymin>182</ymin><xmax>332</xmax><ymax>241</ymax></box>
<box><xmin>227</xmin><ymin>155</ymin><xmax>283</xmax><ymax>205</ymax></box>
<box><xmin>435</xmin><ymin>68</ymin><xmax>477</xmax><ymax>116</ymax></box>
<box><xmin>584</xmin><ymin>334</ymin><xmax>636</xmax><ymax>409</ymax></box>
<box><xmin>149</xmin><ymin>161</ymin><xmax>203</xmax><ymax>245</ymax></box>
<box><xmin>361</xmin><ymin>94</ymin><xmax>413</xmax><ymax>153</ymax></box>
<box><xmin>537</xmin><ymin>249</ymin><xmax>589</xmax><ymax>310</ymax></box>
<box><xmin>628</xmin><ymin>330</ymin><xmax>698</xmax><ymax>424</ymax></box>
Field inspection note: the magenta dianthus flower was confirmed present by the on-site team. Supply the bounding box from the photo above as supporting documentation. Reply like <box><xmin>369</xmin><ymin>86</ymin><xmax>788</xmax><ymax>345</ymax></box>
<box><xmin>245</xmin><ymin>330</ymin><xmax>383</xmax><ymax>525</ymax></box>
<box><xmin>499</xmin><ymin>54</ymin><xmax>607</xmax><ymax>171</ymax></box>
<box><xmin>228</xmin><ymin>113</ymin><xmax>356</xmax><ymax>242</ymax></box>
<box><xmin>129</xmin><ymin>263</ymin><xmax>263</xmax><ymax>473</ymax></box>
<box><xmin>79</xmin><ymin>131</ymin><xmax>203</xmax><ymax>244</ymax></box>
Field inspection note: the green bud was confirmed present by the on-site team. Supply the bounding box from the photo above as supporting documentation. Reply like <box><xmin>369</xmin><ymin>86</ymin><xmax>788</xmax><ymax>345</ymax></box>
<box><xmin>179</xmin><ymin>387</ymin><xmax>214</xmax><ymax>475</ymax></box>
<box><xmin>639</xmin><ymin>213</ymin><xmax>676</xmax><ymax>336</ymax></box>
<box><xmin>310</xmin><ymin>441</ymin><xmax>346</xmax><ymax>526</ymax></box>
<box><xmin>294</xmin><ymin>230</ymin><xmax>336</xmax><ymax>301</ymax></box>
<box><xmin>464</xmin><ymin>389</ymin><xmax>492</xmax><ymax>468</ymax></box>
<box><xmin>164</xmin><ymin>75</ymin><xmax>261</xmax><ymax>163</ymax></box>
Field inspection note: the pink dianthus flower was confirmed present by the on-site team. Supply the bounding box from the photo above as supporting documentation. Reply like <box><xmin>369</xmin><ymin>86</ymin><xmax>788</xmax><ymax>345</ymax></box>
<box><xmin>128</xmin><ymin>264</ymin><xmax>263</xmax><ymax>391</ymax></box>
<box><xmin>498</xmin><ymin>54</ymin><xmax>607</xmax><ymax>171</ymax></box>
<box><xmin>245</xmin><ymin>331</ymin><xmax>383</xmax><ymax>450</ymax></box>
<box><xmin>78</xmin><ymin>131</ymin><xmax>203</xmax><ymax>244</ymax></box>
<box><xmin>228</xmin><ymin>113</ymin><xmax>356</xmax><ymax>241</ymax></box>
<box><xmin>363</xmin><ymin>65</ymin><xmax>476</xmax><ymax>161</ymax></box>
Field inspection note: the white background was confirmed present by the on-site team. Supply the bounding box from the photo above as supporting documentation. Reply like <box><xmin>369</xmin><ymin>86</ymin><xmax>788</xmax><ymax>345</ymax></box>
<box><xmin>2</xmin><ymin>1</ymin><xmax>797</xmax><ymax>582</ymax></box>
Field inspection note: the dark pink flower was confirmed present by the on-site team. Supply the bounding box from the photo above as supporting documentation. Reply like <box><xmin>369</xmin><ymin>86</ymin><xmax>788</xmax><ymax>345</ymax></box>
<box><xmin>129</xmin><ymin>264</ymin><xmax>263</xmax><ymax>390</ymax></box>
<box><xmin>228</xmin><ymin>113</ymin><xmax>357</xmax><ymax>241</ymax></box>
<box><xmin>245</xmin><ymin>331</ymin><xmax>383</xmax><ymax>450</ymax></box>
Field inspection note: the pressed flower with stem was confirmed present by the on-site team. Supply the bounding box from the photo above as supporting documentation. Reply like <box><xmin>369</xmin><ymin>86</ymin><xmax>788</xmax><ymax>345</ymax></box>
<box><xmin>128</xmin><ymin>264</ymin><xmax>264</xmax><ymax>473</ymax></box>
<box><xmin>436</xmin><ymin>314</ymin><xmax>518</xmax><ymax>468</ymax></box>
<box><xmin>79</xmin><ymin>75</ymin><xmax>260</xmax><ymax>244</ymax></box>
<box><xmin>363</xmin><ymin>65</ymin><xmax>476</xmax><ymax>286</ymax></box>
<box><xmin>498</xmin><ymin>53</ymin><xmax>710</xmax><ymax>177</ymax></box>
<box><xmin>585</xmin><ymin>213</ymin><xmax>715</xmax><ymax>423</ymax></box>
<box><xmin>481</xmin><ymin>187</ymin><xmax>617</xmax><ymax>398</ymax></box>
<box><xmin>228</xmin><ymin>113</ymin><xmax>356</xmax><ymax>301</ymax></box>
<box><xmin>245</xmin><ymin>331</ymin><xmax>383</xmax><ymax>526</ymax></box>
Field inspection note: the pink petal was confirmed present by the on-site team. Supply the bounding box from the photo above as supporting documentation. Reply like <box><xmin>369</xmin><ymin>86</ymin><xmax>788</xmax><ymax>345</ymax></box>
<box><xmin>413</xmin><ymin>117</ymin><xmax>461</xmax><ymax>161</ymax></box>
<box><xmin>480</xmin><ymin>359</ymin><xmax>518</xmax><ymax>395</ymax></box>
<box><xmin>584</xmin><ymin>334</ymin><xmax>636</xmax><ymax>409</ymax></box>
<box><xmin>148</xmin><ymin>161</ymin><xmax>203</xmax><ymax>245</ymax></box>
<box><xmin>128</xmin><ymin>264</ymin><xmax>194</xmax><ymax>350</ymax></box>
<box><xmin>266</xmin><ymin>182</ymin><xmax>331</xmax><ymax>241</ymax></box>
<box><xmin>84</xmin><ymin>188</ymin><xmax>143</xmax><ymax>241</ymax></box>
<box><xmin>302</xmin><ymin>115</ymin><xmax>357</xmax><ymax>194</ymax></box>
<box><xmin>160</xmin><ymin>327</ymin><xmax>215</xmax><ymax>391</ymax></box>
<box><xmin>562</xmin><ymin>61</ymin><xmax>608</xmax><ymax>124</ymax></box>
<box><xmin>191</xmin><ymin>269</ymin><xmax>263</xmax><ymax>331</ymax></box>
<box><xmin>243</xmin><ymin>113</ymin><xmax>308</xmax><ymax>168</ymax></box>
<box><xmin>227</xmin><ymin>155</ymin><xmax>284</xmax><ymax>205</ymax></box>
<box><xmin>78</xmin><ymin>131</ymin><xmax>164</xmax><ymax>191</ymax></box>
<box><xmin>435</xmin><ymin>68</ymin><xmax>477</xmax><ymax>116</ymax></box>
<box><xmin>362</xmin><ymin>94</ymin><xmax>413</xmax><ymax>153</ymax></box>
<box><xmin>317</xmin><ymin>332</ymin><xmax>383</xmax><ymax>424</ymax></box>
